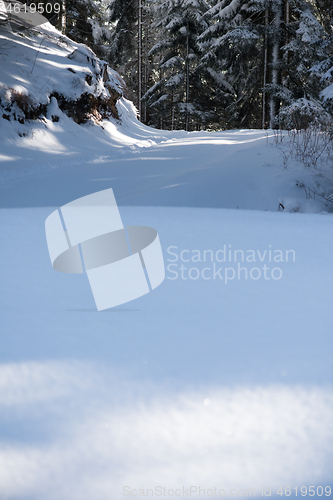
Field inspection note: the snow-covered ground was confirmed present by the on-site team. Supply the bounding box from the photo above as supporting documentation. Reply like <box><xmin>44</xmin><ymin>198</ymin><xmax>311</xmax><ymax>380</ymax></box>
<box><xmin>1</xmin><ymin>23</ymin><xmax>333</xmax><ymax>500</ymax></box>
<box><xmin>1</xmin><ymin>96</ymin><xmax>331</xmax><ymax>212</ymax></box>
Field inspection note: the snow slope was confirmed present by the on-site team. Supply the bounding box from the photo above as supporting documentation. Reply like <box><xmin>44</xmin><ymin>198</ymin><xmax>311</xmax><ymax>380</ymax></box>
<box><xmin>1</xmin><ymin>22</ymin><xmax>333</xmax><ymax>500</ymax></box>
<box><xmin>0</xmin><ymin>22</ymin><xmax>123</xmax><ymax>112</ymax></box>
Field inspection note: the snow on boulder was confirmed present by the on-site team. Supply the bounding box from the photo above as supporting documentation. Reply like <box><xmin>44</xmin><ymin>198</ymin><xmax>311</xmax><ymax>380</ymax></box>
<box><xmin>0</xmin><ymin>22</ymin><xmax>125</xmax><ymax>126</ymax></box>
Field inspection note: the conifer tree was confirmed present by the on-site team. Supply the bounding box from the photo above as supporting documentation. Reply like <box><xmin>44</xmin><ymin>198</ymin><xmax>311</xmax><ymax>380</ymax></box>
<box><xmin>309</xmin><ymin>0</ymin><xmax>333</xmax><ymax>117</ymax></box>
<box><xmin>269</xmin><ymin>0</ymin><xmax>327</xmax><ymax>128</ymax></box>
<box><xmin>108</xmin><ymin>0</ymin><xmax>137</xmax><ymax>68</ymax></box>
<box><xmin>199</xmin><ymin>0</ymin><xmax>267</xmax><ymax>128</ymax></box>
<box><xmin>200</xmin><ymin>0</ymin><xmax>328</xmax><ymax>129</ymax></box>
<box><xmin>143</xmin><ymin>0</ymin><xmax>211</xmax><ymax>130</ymax></box>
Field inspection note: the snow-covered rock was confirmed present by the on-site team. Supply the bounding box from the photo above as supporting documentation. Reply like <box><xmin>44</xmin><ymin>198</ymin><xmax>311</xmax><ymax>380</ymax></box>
<box><xmin>0</xmin><ymin>21</ymin><xmax>125</xmax><ymax>124</ymax></box>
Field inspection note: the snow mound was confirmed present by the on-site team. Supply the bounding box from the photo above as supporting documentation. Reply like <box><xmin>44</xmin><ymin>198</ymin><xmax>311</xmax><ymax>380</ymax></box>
<box><xmin>0</xmin><ymin>22</ymin><xmax>125</xmax><ymax>123</ymax></box>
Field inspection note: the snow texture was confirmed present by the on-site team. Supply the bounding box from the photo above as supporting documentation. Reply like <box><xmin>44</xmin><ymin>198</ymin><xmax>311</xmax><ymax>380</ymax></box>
<box><xmin>0</xmin><ymin>19</ymin><xmax>333</xmax><ymax>500</ymax></box>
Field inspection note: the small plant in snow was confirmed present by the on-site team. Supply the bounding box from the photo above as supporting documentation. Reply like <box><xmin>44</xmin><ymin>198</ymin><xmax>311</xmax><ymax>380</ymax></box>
<box><xmin>273</xmin><ymin>99</ymin><xmax>333</xmax><ymax>169</ymax></box>
<box><xmin>287</xmin><ymin>124</ymin><xmax>333</xmax><ymax>169</ymax></box>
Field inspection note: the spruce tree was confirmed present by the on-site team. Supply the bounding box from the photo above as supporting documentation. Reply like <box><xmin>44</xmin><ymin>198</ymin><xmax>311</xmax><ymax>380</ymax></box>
<box><xmin>200</xmin><ymin>0</ymin><xmax>328</xmax><ymax>129</ymax></box>
<box><xmin>199</xmin><ymin>0</ymin><xmax>268</xmax><ymax>128</ymax></box>
<box><xmin>143</xmin><ymin>0</ymin><xmax>211</xmax><ymax>130</ymax></box>
<box><xmin>108</xmin><ymin>0</ymin><xmax>137</xmax><ymax>68</ymax></box>
<box><xmin>310</xmin><ymin>0</ymin><xmax>333</xmax><ymax>117</ymax></box>
<box><xmin>269</xmin><ymin>0</ymin><xmax>327</xmax><ymax>128</ymax></box>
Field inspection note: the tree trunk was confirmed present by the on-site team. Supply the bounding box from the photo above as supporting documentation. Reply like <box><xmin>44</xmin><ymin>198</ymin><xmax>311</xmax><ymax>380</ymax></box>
<box><xmin>143</xmin><ymin>3</ymin><xmax>148</xmax><ymax>124</ymax></box>
<box><xmin>185</xmin><ymin>20</ymin><xmax>189</xmax><ymax>131</ymax></box>
<box><xmin>61</xmin><ymin>0</ymin><xmax>66</xmax><ymax>33</ymax></box>
<box><xmin>137</xmin><ymin>0</ymin><xmax>142</xmax><ymax>119</ymax></box>
<box><xmin>262</xmin><ymin>8</ymin><xmax>268</xmax><ymax>129</ymax></box>
<box><xmin>270</xmin><ymin>3</ymin><xmax>282</xmax><ymax>128</ymax></box>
